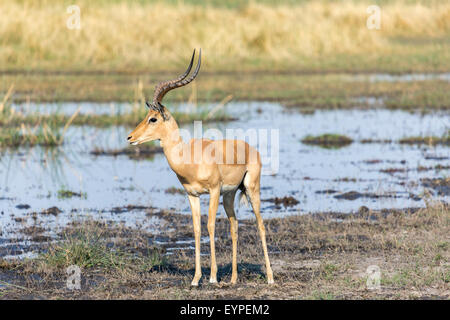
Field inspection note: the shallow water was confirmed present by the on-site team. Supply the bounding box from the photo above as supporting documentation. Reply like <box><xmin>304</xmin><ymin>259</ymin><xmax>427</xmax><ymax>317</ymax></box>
<box><xmin>1</xmin><ymin>102</ymin><xmax>449</xmax><ymax>257</ymax></box>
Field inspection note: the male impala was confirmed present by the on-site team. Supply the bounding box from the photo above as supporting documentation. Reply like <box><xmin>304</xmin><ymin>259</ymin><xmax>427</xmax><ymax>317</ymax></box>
<box><xmin>127</xmin><ymin>49</ymin><xmax>274</xmax><ymax>286</ymax></box>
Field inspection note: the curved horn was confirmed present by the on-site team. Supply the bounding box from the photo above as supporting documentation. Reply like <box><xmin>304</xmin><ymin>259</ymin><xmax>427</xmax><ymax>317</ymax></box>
<box><xmin>152</xmin><ymin>50</ymin><xmax>195</xmax><ymax>105</ymax></box>
<box><xmin>152</xmin><ymin>49</ymin><xmax>201</xmax><ymax>105</ymax></box>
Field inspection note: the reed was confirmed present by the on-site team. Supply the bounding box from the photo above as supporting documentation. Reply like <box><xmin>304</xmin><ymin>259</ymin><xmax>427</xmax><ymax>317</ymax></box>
<box><xmin>0</xmin><ymin>124</ymin><xmax>62</xmax><ymax>148</ymax></box>
<box><xmin>0</xmin><ymin>86</ymin><xmax>79</xmax><ymax>148</ymax></box>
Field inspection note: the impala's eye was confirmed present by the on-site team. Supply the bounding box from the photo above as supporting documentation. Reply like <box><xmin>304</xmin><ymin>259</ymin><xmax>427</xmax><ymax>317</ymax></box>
<box><xmin>149</xmin><ymin>117</ymin><xmax>157</xmax><ymax>123</ymax></box>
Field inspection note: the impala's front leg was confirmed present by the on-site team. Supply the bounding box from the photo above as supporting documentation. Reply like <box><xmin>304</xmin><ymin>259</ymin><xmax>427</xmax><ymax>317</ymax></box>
<box><xmin>188</xmin><ymin>194</ymin><xmax>202</xmax><ymax>286</ymax></box>
<box><xmin>207</xmin><ymin>187</ymin><xmax>220</xmax><ymax>284</ymax></box>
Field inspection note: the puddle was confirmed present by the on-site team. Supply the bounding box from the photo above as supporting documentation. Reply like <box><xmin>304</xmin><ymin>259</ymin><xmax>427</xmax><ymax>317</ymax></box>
<box><xmin>1</xmin><ymin>101</ymin><xmax>449</xmax><ymax>257</ymax></box>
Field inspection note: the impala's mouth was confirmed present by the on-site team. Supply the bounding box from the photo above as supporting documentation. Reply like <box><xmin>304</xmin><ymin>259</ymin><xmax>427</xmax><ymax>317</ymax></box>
<box><xmin>130</xmin><ymin>137</ymin><xmax>155</xmax><ymax>145</ymax></box>
<box><xmin>128</xmin><ymin>137</ymin><xmax>141</xmax><ymax>145</ymax></box>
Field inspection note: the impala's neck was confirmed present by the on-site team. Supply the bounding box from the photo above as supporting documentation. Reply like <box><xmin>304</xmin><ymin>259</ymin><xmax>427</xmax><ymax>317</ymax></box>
<box><xmin>159</xmin><ymin>115</ymin><xmax>186</xmax><ymax>173</ymax></box>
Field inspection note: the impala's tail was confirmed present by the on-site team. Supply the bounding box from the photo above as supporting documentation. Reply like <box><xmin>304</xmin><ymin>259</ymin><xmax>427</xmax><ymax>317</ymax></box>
<box><xmin>238</xmin><ymin>182</ymin><xmax>250</xmax><ymax>208</ymax></box>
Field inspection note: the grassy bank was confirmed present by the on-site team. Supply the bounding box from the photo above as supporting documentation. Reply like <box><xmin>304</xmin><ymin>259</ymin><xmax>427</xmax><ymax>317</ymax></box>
<box><xmin>0</xmin><ymin>204</ymin><xmax>448</xmax><ymax>299</ymax></box>
<box><xmin>1</xmin><ymin>0</ymin><xmax>449</xmax><ymax>73</ymax></box>
<box><xmin>3</xmin><ymin>73</ymin><xmax>450</xmax><ymax>111</ymax></box>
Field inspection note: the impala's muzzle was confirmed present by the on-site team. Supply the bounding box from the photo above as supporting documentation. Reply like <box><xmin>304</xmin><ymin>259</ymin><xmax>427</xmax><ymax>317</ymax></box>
<box><xmin>127</xmin><ymin>135</ymin><xmax>139</xmax><ymax>145</ymax></box>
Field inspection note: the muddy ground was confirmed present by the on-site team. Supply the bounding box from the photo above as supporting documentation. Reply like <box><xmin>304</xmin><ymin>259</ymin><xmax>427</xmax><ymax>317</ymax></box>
<box><xmin>0</xmin><ymin>203</ymin><xmax>448</xmax><ymax>300</ymax></box>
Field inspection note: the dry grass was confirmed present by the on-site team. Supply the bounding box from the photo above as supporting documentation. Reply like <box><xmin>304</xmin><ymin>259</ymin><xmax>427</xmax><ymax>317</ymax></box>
<box><xmin>0</xmin><ymin>0</ymin><xmax>449</xmax><ymax>72</ymax></box>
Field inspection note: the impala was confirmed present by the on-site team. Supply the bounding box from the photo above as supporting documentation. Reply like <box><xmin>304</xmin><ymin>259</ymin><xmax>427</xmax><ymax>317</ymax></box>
<box><xmin>127</xmin><ymin>49</ymin><xmax>274</xmax><ymax>286</ymax></box>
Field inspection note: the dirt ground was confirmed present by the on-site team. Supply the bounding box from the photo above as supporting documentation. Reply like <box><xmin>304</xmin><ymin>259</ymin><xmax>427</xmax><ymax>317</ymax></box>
<box><xmin>0</xmin><ymin>203</ymin><xmax>448</xmax><ymax>300</ymax></box>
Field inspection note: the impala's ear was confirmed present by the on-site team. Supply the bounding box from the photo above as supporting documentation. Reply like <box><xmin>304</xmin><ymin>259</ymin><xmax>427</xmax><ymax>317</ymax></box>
<box><xmin>157</xmin><ymin>102</ymin><xmax>170</xmax><ymax>121</ymax></box>
<box><xmin>145</xmin><ymin>101</ymin><xmax>152</xmax><ymax>109</ymax></box>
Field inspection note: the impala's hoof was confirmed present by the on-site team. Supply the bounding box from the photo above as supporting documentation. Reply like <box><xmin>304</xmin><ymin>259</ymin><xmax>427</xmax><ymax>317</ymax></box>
<box><xmin>191</xmin><ymin>281</ymin><xmax>199</xmax><ymax>287</ymax></box>
<box><xmin>209</xmin><ymin>278</ymin><xmax>217</xmax><ymax>284</ymax></box>
<box><xmin>267</xmin><ymin>279</ymin><xmax>274</xmax><ymax>285</ymax></box>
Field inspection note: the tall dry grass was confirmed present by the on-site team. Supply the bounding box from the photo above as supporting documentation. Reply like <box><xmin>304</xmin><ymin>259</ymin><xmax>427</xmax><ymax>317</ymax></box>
<box><xmin>0</xmin><ymin>0</ymin><xmax>449</xmax><ymax>71</ymax></box>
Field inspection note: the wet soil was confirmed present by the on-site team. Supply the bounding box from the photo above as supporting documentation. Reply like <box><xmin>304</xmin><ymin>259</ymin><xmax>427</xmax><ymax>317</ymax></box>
<box><xmin>421</xmin><ymin>178</ymin><xmax>450</xmax><ymax>196</ymax></box>
<box><xmin>0</xmin><ymin>204</ymin><xmax>448</xmax><ymax>300</ymax></box>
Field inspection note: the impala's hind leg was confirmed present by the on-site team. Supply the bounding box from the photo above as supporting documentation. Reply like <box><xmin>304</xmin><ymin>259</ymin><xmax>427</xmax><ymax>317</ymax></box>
<box><xmin>243</xmin><ymin>170</ymin><xmax>274</xmax><ymax>284</ymax></box>
<box><xmin>223</xmin><ymin>191</ymin><xmax>238</xmax><ymax>284</ymax></box>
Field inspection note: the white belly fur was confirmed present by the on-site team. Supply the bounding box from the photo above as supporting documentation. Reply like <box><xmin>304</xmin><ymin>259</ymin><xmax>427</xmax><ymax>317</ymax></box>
<box><xmin>184</xmin><ymin>184</ymin><xmax>239</xmax><ymax>196</ymax></box>
<box><xmin>220</xmin><ymin>184</ymin><xmax>239</xmax><ymax>194</ymax></box>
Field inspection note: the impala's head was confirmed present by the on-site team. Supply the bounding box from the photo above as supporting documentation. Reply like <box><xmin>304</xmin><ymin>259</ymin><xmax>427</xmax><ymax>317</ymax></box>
<box><xmin>127</xmin><ymin>49</ymin><xmax>201</xmax><ymax>145</ymax></box>
<box><xmin>127</xmin><ymin>103</ymin><xmax>170</xmax><ymax>145</ymax></box>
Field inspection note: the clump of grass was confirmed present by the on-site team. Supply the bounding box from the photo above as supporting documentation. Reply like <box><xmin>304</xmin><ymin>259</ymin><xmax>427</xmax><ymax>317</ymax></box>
<box><xmin>308</xmin><ymin>290</ymin><xmax>336</xmax><ymax>300</ymax></box>
<box><xmin>41</xmin><ymin>224</ymin><xmax>166</xmax><ymax>271</ymax></box>
<box><xmin>57</xmin><ymin>188</ymin><xmax>87</xmax><ymax>199</ymax></box>
<box><xmin>320</xmin><ymin>263</ymin><xmax>339</xmax><ymax>280</ymax></box>
<box><xmin>301</xmin><ymin>134</ymin><xmax>353</xmax><ymax>149</ymax></box>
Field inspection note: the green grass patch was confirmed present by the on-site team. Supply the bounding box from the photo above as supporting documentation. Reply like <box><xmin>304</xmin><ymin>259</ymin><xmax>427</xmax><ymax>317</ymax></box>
<box><xmin>307</xmin><ymin>290</ymin><xmax>336</xmax><ymax>300</ymax></box>
<box><xmin>91</xmin><ymin>143</ymin><xmax>162</xmax><ymax>160</ymax></box>
<box><xmin>41</xmin><ymin>225</ymin><xmax>166</xmax><ymax>272</ymax></box>
<box><xmin>57</xmin><ymin>188</ymin><xmax>87</xmax><ymax>199</ymax></box>
<box><xmin>301</xmin><ymin>134</ymin><xmax>353</xmax><ymax>149</ymax></box>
